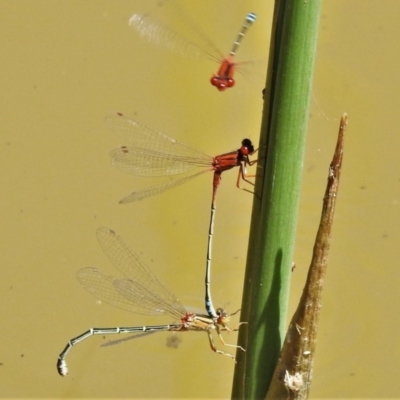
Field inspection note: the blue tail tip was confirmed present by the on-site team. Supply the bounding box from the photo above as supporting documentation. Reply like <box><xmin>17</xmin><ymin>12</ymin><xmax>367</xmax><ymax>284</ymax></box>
<box><xmin>247</xmin><ymin>12</ymin><xmax>257</xmax><ymax>22</ymax></box>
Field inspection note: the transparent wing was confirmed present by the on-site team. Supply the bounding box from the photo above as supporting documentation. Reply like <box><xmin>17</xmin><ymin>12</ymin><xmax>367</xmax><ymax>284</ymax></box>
<box><xmin>105</xmin><ymin>112</ymin><xmax>211</xmax><ymax>165</ymax></box>
<box><xmin>77</xmin><ymin>267</ymin><xmax>178</xmax><ymax>317</ymax></box>
<box><xmin>95</xmin><ymin>227</ymin><xmax>186</xmax><ymax>319</ymax></box>
<box><xmin>113</xmin><ymin>278</ymin><xmax>182</xmax><ymax>318</ymax></box>
<box><xmin>129</xmin><ymin>0</ymin><xmax>224</xmax><ymax>62</ymax></box>
<box><xmin>118</xmin><ymin>169</ymin><xmax>210</xmax><ymax>203</ymax></box>
<box><xmin>109</xmin><ymin>145</ymin><xmax>211</xmax><ymax>177</ymax></box>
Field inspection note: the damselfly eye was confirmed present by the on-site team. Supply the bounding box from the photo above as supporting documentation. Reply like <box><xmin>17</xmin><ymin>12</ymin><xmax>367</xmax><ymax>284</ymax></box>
<box><xmin>216</xmin><ymin>307</ymin><xmax>228</xmax><ymax>317</ymax></box>
<box><xmin>241</xmin><ymin>138</ymin><xmax>254</xmax><ymax>154</ymax></box>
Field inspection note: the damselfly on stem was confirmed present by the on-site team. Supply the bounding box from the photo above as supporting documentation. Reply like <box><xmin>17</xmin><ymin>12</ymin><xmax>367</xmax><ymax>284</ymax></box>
<box><xmin>56</xmin><ymin>227</ymin><xmax>244</xmax><ymax>376</ymax></box>
<box><xmin>106</xmin><ymin>112</ymin><xmax>257</xmax><ymax>319</ymax></box>
<box><xmin>129</xmin><ymin>5</ymin><xmax>257</xmax><ymax>91</ymax></box>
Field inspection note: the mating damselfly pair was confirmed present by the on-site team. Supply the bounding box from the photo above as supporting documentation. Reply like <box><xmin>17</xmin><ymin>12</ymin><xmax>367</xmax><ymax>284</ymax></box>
<box><xmin>56</xmin><ymin>110</ymin><xmax>257</xmax><ymax>376</ymax></box>
<box><xmin>57</xmin><ymin>4</ymin><xmax>259</xmax><ymax>377</ymax></box>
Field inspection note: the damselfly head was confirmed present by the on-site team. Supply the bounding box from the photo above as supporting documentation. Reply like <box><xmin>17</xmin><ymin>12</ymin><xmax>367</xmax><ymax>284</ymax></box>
<box><xmin>216</xmin><ymin>307</ymin><xmax>231</xmax><ymax>325</ymax></box>
<box><xmin>210</xmin><ymin>75</ymin><xmax>235</xmax><ymax>91</ymax></box>
<box><xmin>241</xmin><ymin>138</ymin><xmax>254</xmax><ymax>155</ymax></box>
<box><xmin>210</xmin><ymin>58</ymin><xmax>236</xmax><ymax>91</ymax></box>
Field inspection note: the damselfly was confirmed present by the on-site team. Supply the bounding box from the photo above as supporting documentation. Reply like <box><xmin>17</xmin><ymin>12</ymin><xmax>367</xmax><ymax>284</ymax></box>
<box><xmin>57</xmin><ymin>227</ymin><xmax>244</xmax><ymax>376</ymax></box>
<box><xmin>129</xmin><ymin>5</ymin><xmax>257</xmax><ymax>91</ymax></box>
<box><xmin>106</xmin><ymin>112</ymin><xmax>257</xmax><ymax>319</ymax></box>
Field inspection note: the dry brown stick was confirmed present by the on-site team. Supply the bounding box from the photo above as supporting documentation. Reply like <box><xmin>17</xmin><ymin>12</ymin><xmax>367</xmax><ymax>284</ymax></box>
<box><xmin>265</xmin><ymin>114</ymin><xmax>348</xmax><ymax>400</ymax></box>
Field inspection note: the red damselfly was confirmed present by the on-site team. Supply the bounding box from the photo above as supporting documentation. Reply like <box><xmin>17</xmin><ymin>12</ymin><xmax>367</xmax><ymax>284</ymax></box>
<box><xmin>106</xmin><ymin>112</ymin><xmax>257</xmax><ymax>320</ymax></box>
<box><xmin>129</xmin><ymin>7</ymin><xmax>257</xmax><ymax>91</ymax></box>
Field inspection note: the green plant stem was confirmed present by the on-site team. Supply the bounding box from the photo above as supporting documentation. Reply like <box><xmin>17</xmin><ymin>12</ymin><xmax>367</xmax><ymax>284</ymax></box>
<box><xmin>232</xmin><ymin>1</ymin><xmax>322</xmax><ymax>399</ymax></box>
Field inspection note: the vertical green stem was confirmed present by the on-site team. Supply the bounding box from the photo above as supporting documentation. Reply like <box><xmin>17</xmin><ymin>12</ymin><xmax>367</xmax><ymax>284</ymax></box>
<box><xmin>232</xmin><ymin>1</ymin><xmax>322</xmax><ymax>399</ymax></box>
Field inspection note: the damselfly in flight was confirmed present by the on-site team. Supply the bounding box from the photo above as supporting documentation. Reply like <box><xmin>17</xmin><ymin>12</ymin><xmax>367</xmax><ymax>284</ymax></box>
<box><xmin>56</xmin><ymin>228</ymin><xmax>244</xmax><ymax>376</ymax></box>
<box><xmin>129</xmin><ymin>4</ymin><xmax>257</xmax><ymax>91</ymax></box>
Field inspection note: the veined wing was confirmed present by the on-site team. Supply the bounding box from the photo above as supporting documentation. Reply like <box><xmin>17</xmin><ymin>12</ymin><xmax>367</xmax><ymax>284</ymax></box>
<box><xmin>113</xmin><ymin>278</ymin><xmax>183</xmax><ymax>319</ymax></box>
<box><xmin>77</xmin><ymin>267</ymin><xmax>181</xmax><ymax>318</ymax></box>
<box><xmin>106</xmin><ymin>112</ymin><xmax>212</xmax><ymax>176</ymax></box>
<box><xmin>109</xmin><ymin>145</ymin><xmax>212</xmax><ymax>177</ymax></box>
<box><xmin>129</xmin><ymin>0</ymin><xmax>223</xmax><ymax>63</ymax></box>
<box><xmin>119</xmin><ymin>169</ymin><xmax>210</xmax><ymax>203</ymax></box>
<box><xmin>95</xmin><ymin>227</ymin><xmax>185</xmax><ymax>317</ymax></box>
